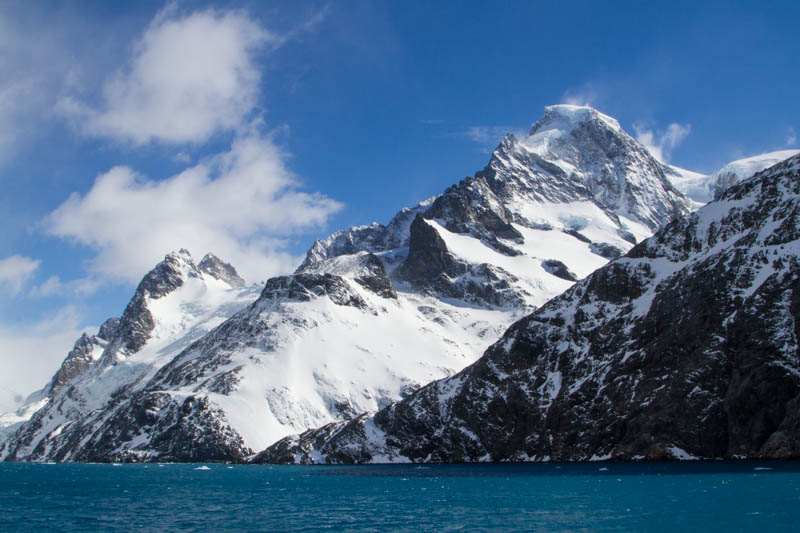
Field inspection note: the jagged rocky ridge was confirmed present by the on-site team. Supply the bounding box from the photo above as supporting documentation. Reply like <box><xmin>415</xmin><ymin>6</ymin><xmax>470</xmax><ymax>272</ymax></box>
<box><xmin>0</xmin><ymin>251</ymin><xmax>260</xmax><ymax>461</ymax></box>
<box><xmin>47</xmin><ymin>318</ymin><xmax>119</xmax><ymax>395</ymax></box>
<box><xmin>3</xmin><ymin>105</ymin><xmax>692</xmax><ymax>462</ymax></box>
<box><xmin>257</xmin><ymin>154</ymin><xmax>800</xmax><ymax>464</ymax></box>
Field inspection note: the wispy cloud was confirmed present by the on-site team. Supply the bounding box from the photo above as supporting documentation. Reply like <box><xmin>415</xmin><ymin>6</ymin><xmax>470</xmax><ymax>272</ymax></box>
<box><xmin>173</xmin><ymin>151</ymin><xmax>192</xmax><ymax>164</ymax></box>
<box><xmin>560</xmin><ymin>84</ymin><xmax>600</xmax><ymax>107</ymax></box>
<box><xmin>463</xmin><ymin>125</ymin><xmax>526</xmax><ymax>152</ymax></box>
<box><xmin>786</xmin><ymin>126</ymin><xmax>797</xmax><ymax>147</ymax></box>
<box><xmin>45</xmin><ymin>130</ymin><xmax>343</xmax><ymax>285</ymax></box>
<box><xmin>271</xmin><ymin>4</ymin><xmax>329</xmax><ymax>47</ymax></box>
<box><xmin>57</xmin><ymin>6</ymin><xmax>272</xmax><ymax>145</ymax></box>
<box><xmin>0</xmin><ymin>255</ymin><xmax>40</xmax><ymax>296</ymax></box>
<box><xmin>29</xmin><ymin>275</ymin><xmax>102</xmax><ymax>299</ymax></box>
<box><xmin>633</xmin><ymin>122</ymin><xmax>692</xmax><ymax>163</ymax></box>
<box><xmin>0</xmin><ymin>4</ymin><xmax>81</xmax><ymax>167</ymax></box>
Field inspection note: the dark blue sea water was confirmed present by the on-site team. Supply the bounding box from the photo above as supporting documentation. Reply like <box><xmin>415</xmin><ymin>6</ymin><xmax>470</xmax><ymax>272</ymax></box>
<box><xmin>1</xmin><ymin>461</ymin><xmax>799</xmax><ymax>531</ymax></box>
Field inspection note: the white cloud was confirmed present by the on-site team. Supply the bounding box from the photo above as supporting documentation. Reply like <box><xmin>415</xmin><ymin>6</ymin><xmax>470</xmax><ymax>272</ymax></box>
<box><xmin>45</xmin><ymin>132</ymin><xmax>343</xmax><ymax>284</ymax></box>
<box><xmin>786</xmin><ymin>126</ymin><xmax>797</xmax><ymax>147</ymax></box>
<box><xmin>58</xmin><ymin>6</ymin><xmax>272</xmax><ymax>145</ymax></box>
<box><xmin>173</xmin><ymin>151</ymin><xmax>192</xmax><ymax>164</ymax></box>
<box><xmin>0</xmin><ymin>306</ymin><xmax>87</xmax><ymax>412</ymax></box>
<box><xmin>634</xmin><ymin>122</ymin><xmax>692</xmax><ymax>163</ymax></box>
<box><xmin>0</xmin><ymin>255</ymin><xmax>40</xmax><ymax>296</ymax></box>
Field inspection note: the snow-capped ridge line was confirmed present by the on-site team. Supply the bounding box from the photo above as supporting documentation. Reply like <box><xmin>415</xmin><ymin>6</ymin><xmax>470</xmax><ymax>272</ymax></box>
<box><xmin>254</xmin><ymin>153</ymin><xmax>800</xmax><ymax>464</ymax></box>
<box><xmin>3</xmin><ymin>104</ymin><xmax>702</xmax><ymax>463</ymax></box>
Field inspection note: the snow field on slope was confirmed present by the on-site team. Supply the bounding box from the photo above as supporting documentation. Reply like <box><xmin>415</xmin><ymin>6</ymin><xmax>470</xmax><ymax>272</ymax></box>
<box><xmin>4</xmin><ymin>277</ymin><xmax>262</xmax><ymax>460</ymax></box>
<box><xmin>203</xmin><ymin>286</ymin><xmax>517</xmax><ymax>451</ymax></box>
<box><xmin>716</xmin><ymin>150</ymin><xmax>800</xmax><ymax>181</ymax></box>
<box><xmin>145</xmin><ymin>275</ymin><xmax>260</xmax><ymax>363</ymax></box>
<box><xmin>427</xmin><ymin>201</ymin><xmax>637</xmax><ymax>299</ymax></box>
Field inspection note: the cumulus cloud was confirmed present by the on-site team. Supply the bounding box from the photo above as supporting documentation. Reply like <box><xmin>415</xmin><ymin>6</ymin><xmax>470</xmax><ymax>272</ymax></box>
<box><xmin>0</xmin><ymin>306</ymin><xmax>87</xmax><ymax>412</ymax></box>
<box><xmin>0</xmin><ymin>255</ymin><xmax>40</xmax><ymax>296</ymax></box>
<box><xmin>57</xmin><ymin>6</ymin><xmax>272</xmax><ymax>145</ymax></box>
<box><xmin>45</xmin><ymin>132</ymin><xmax>343</xmax><ymax>284</ymax></box>
<box><xmin>634</xmin><ymin>122</ymin><xmax>692</xmax><ymax>163</ymax></box>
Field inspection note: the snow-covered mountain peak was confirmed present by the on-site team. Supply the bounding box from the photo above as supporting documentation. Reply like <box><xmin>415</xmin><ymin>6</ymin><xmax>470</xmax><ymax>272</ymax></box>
<box><xmin>520</xmin><ymin>104</ymin><xmax>644</xmax><ymax>165</ymax></box>
<box><xmin>138</xmin><ymin>248</ymin><xmax>199</xmax><ymax>300</ymax></box>
<box><xmin>0</xmin><ymin>250</ymin><xmax>260</xmax><ymax>462</ymax></box>
<box><xmin>520</xmin><ymin>105</ymin><xmax>625</xmax><ymax>162</ymax></box>
<box><xmin>529</xmin><ymin>104</ymin><xmax>622</xmax><ymax>138</ymax></box>
<box><xmin>97</xmin><ymin>249</ymin><xmax>249</xmax><ymax>366</ymax></box>
<box><xmin>484</xmin><ymin>107</ymin><xmax>690</xmax><ymax>233</ymax></box>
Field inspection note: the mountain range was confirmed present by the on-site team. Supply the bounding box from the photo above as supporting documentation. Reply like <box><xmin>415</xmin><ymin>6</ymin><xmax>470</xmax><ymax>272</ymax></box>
<box><xmin>259</xmin><ymin>153</ymin><xmax>800</xmax><ymax>463</ymax></box>
<box><xmin>2</xmin><ymin>105</ymin><xmax>797</xmax><ymax>463</ymax></box>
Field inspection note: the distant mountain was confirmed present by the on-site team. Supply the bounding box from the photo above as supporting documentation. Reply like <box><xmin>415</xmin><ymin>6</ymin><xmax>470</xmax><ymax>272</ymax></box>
<box><xmin>2</xmin><ymin>105</ymin><xmax>691</xmax><ymax>462</ymax></box>
<box><xmin>256</xmin><ymin>154</ymin><xmax>800</xmax><ymax>464</ymax></box>
<box><xmin>711</xmin><ymin>150</ymin><xmax>800</xmax><ymax>200</ymax></box>
<box><xmin>664</xmin><ymin>149</ymin><xmax>800</xmax><ymax>205</ymax></box>
<box><xmin>662</xmin><ymin>165</ymin><xmax>713</xmax><ymax>206</ymax></box>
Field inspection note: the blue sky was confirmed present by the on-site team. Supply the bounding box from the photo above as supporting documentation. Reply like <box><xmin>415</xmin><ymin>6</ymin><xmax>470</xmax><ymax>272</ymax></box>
<box><xmin>0</xmin><ymin>0</ymin><xmax>798</xmax><ymax>408</ymax></box>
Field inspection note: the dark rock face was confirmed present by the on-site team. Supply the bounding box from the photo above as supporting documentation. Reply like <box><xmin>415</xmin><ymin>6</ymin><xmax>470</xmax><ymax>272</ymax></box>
<box><xmin>7</xmin><ymin>391</ymin><xmax>251</xmax><ymax>463</ymax></box>
<box><xmin>425</xmin><ymin>179</ymin><xmax>524</xmax><ymax>256</ymax></box>
<box><xmin>299</xmin><ymin>223</ymin><xmax>387</xmax><ymax>271</ymax></box>
<box><xmin>260</xmin><ymin>273</ymin><xmax>368</xmax><ymax>309</ymax></box>
<box><xmin>352</xmin><ymin>253</ymin><xmax>397</xmax><ymax>299</ymax></box>
<box><xmin>396</xmin><ymin>214</ymin><xmax>466</xmax><ymax>285</ymax></box>
<box><xmin>255</xmin><ymin>155</ymin><xmax>800</xmax><ymax>464</ymax></box>
<box><xmin>395</xmin><ymin>215</ymin><xmax>528</xmax><ymax>308</ymax></box>
<box><xmin>589</xmin><ymin>242</ymin><xmax>624</xmax><ymax>260</ymax></box>
<box><xmin>47</xmin><ymin>318</ymin><xmax>120</xmax><ymax>395</ymax></box>
<box><xmin>138</xmin><ymin>249</ymin><xmax>195</xmax><ymax>298</ymax></box>
<box><xmin>541</xmin><ymin>259</ymin><xmax>578</xmax><ymax>281</ymax></box>
<box><xmin>198</xmin><ymin>253</ymin><xmax>246</xmax><ymax>288</ymax></box>
<box><xmin>297</xmin><ymin>203</ymin><xmax>430</xmax><ymax>273</ymax></box>
<box><xmin>73</xmin><ymin>393</ymin><xmax>249</xmax><ymax>463</ymax></box>
<box><xmin>103</xmin><ymin>250</ymin><xmax>196</xmax><ymax>361</ymax></box>
<box><xmin>564</xmin><ymin>229</ymin><xmax>592</xmax><ymax>243</ymax></box>
<box><xmin>47</xmin><ymin>335</ymin><xmax>99</xmax><ymax>395</ymax></box>
<box><xmin>97</xmin><ymin>318</ymin><xmax>120</xmax><ymax>342</ymax></box>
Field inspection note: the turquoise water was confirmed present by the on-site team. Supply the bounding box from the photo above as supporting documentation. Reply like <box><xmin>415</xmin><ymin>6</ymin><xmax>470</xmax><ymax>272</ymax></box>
<box><xmin>1</xmin><ymin>461</ymin><xmax>799</xmax><ymax>531</ymax></box>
